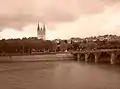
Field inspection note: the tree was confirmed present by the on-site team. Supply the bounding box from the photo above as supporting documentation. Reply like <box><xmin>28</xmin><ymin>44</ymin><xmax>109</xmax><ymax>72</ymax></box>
<box><xmin>72</xmin><ymin>42</ymin><xmax>80</xmax><ymax>50</ymax></box>
<box><xmin>0</xmin><ymin>39</ymin><xmax>8</xmax><ymax>53</ymax></box>
<box><xmin>85</xmin><ymin>41</ymin><xmax>97</xmax><ymax>50</ymax></box>
<box><xmin>51</xmin><ymin>41</ymin><xmax>57</xmax><ymax>52</ymax></box>
<box><xmin>60</xmin><ymin>41</ymin><xmax>67</xmax><ymax>52</ymax></box>
<box><xmin>66</xmin><ymin>43</ymin><xmax>72</xmax><ymax>51</ymax></box>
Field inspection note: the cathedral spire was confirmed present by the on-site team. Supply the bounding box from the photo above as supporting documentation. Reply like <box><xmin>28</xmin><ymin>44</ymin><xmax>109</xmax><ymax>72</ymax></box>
<box><xmin>37</xmin><ymin>22</ymin><xmax>40</xmax><ymax>31</ymax></box>
<box><xmin>43</xmin><ymin>23</ymin><xmax>46</xmax><ymax>31</ymax></box>
<box><xmin>37</xmin><ymin>22</ymin><xmax>46</xmax><ymax>40</ymax></box>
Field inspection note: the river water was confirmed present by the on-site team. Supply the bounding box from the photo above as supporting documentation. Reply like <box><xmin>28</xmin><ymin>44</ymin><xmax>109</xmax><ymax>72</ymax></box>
<box><xmin>0</xmin><ymin>60</ymin><xmax>120</xmax><ymax>89</ymax></box>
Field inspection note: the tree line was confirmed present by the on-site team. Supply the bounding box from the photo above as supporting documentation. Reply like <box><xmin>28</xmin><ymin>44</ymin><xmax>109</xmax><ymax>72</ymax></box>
<box><xmin>0</xmin><ymin>38</ymin><xmax>57</xmax><ymax>54</ymax></box>
<box><xmin>0</xmin><ymin>37</ymin><xmax>120</xmax><ymax>55</ymax></box>
<box><xmin>0</xmin><ymin>38</ymin><xmax>73</xmax><ymax>55</ymax></box>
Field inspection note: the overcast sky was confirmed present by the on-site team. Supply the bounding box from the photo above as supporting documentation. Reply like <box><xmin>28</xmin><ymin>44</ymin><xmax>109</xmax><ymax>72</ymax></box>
<box><xmin>0</xmin><ymin>0</ymin><xmax>120</xmax><ymax>40</ymax></box>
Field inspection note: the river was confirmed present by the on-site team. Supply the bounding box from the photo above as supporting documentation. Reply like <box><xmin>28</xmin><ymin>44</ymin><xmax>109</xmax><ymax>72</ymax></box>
<box><xmin>0</xmin><ymin>60</ymin><xmax>120</xmax><ymax>89</ymax></box>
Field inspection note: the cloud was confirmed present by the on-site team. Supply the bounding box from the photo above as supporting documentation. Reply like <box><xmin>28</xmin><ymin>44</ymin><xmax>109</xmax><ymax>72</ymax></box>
<box><xmin>0</xmin><ymin>0</ymin><xmax>120</xmax><ymax>35</ymax></box>
<box><xmin>0</xmin><ymin>0</ymin><xmax>112</xmax><ymax>30</ymax></box>
<box><xmin>102</xmin><ymin>0</ymin><xmax>120</xmax><ymax>6</ymax></box>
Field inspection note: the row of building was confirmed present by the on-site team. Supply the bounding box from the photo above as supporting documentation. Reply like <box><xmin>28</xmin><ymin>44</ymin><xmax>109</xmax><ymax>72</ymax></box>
<box><xmin>53</xmin><ymin>35</ymin><xmax>120</xmax><ymax>44</ymax></box>
<box><xmin>37</xmin><ymin>22</ymin><xmax>120</xmax><ymax>43</ymax></box>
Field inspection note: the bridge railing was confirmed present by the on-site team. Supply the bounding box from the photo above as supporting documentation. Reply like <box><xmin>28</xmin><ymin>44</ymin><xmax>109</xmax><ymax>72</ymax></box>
<box><xmin>71</xmin><ymin>49</ymin><xmax>120</xmax><ymax>53</ymax></box>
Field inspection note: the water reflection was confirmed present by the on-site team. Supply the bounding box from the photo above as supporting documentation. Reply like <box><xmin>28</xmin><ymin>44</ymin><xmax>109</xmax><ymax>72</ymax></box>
<box><xmin>0</xmin><ymin>61</ymin><xmax>120</xmax><ymax>89</ymax></box>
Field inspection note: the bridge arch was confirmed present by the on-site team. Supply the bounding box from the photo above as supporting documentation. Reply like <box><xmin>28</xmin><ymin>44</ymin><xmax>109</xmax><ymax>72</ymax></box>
<box><xmin>115</xmin><ymin>54</ymin><xmax>120</xmax><ymax>64</ymax></box>
<box><xmin>99</xmin><ymin>52</ymin><xmax>111</xmax><ymax>63</ymax></box>
<box><xmin>73</xmin><ymin>53</ymin><xmax>78</xmax><ymax>61</ymax></box>
<box><xmin>88</xmin><ymin>53</ymin><xmax>95</xmax><ymax>62</ymax></box>
<box><xmin>80</xmin><ymin>53</ymin><xmax>85</xmax><ymax>61</ymax></box>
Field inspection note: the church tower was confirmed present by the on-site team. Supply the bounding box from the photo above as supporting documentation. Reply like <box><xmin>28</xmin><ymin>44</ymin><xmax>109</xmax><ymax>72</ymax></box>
<box><xmin>37</xmin><ymin>22</ymin><xmax>46</xmax><ymax>40</ymax></box>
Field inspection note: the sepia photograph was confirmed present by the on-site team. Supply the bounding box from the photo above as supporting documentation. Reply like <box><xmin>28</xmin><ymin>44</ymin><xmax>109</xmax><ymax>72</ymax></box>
<box><xmin>0</xmin><ymin>0</ymin><xmax>120</xmax><ymax>89</ymax></box>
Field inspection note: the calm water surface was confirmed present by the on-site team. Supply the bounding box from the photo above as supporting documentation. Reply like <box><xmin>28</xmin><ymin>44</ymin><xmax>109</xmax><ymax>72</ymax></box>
<box><xmin>0</xmin><ymin>60</ymin><xmax>120</xmax><ymax>89</ymax></box>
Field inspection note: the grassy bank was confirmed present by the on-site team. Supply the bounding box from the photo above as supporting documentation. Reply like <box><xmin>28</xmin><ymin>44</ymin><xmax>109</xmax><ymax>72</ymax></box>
<box><xmin>0</xmin><ymin>52</ymin><xmax>71</xmax><ymax>57</ymax></box>
<box><xmin>0</xmin><ymin>52</ymin><xmax>73</xmax><ymax>63</ymax></box>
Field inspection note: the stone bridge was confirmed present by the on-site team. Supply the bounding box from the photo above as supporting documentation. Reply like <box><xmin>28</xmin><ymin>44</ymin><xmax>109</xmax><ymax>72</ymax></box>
<box><xmin>71</xmin><ymin>49</ymin><xmax>120</xmax><ymax>64</ymax></box>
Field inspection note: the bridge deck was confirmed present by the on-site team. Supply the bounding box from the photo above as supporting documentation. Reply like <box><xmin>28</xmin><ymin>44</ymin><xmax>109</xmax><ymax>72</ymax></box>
<box><xmin>72</xmin><ymin>49</ymin><xmax>120</xmax><ymax>54</ymax></box>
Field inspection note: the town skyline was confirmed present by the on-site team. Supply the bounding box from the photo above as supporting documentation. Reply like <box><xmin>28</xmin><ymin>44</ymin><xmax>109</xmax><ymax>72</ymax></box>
<box><xmin>0</xmin><ymin>22</ymin><xmax>120</xmax><ymax>40</ymax></box>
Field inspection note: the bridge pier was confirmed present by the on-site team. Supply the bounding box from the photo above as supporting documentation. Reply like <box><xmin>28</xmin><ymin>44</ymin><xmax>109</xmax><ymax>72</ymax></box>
<box><xmin>77</xmin><ymin>54</ymin><xmax>80</xmax><ymax>62</ymax></box>
<box><xmin>110</xmin><ymin>52</ymin><xmax>116</xmax><ymax>64</ymax></box>
<box><xmin>94</xmin><ymin>53</ymin><xmax>99</xmax><ymax>63</ymax></box>
<box><xmin>95</xmin><ymin>53</ymin><xmax>99</xmax><ymax>63</ymax></box>
<box><xmin>85</xmin><ymin>53</ymin><xmax>89</xmax><ymax>62</ymax></box>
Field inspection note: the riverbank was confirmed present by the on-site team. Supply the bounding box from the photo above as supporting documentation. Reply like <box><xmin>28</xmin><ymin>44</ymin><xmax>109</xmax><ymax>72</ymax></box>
<box><xmin>0</xmin><ymin>52</ymin><xmax>72</xmax><ymax>56</ymax></box>
<box><xmin>0</xmin><ymin>52</ymin><xmax>56</xmax><ymax>56</ymax></box>
<box><xmin>0</xmin><ymin>52</ymin><xmax>74</xmax><ymax>63</ymax></box>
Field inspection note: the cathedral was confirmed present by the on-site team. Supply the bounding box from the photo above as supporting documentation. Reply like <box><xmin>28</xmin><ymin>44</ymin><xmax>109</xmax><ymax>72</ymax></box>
<box><xmin>37</xmin><ymin>22</ymin><xmax>46</xmax><ymax>40</ymax></box>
